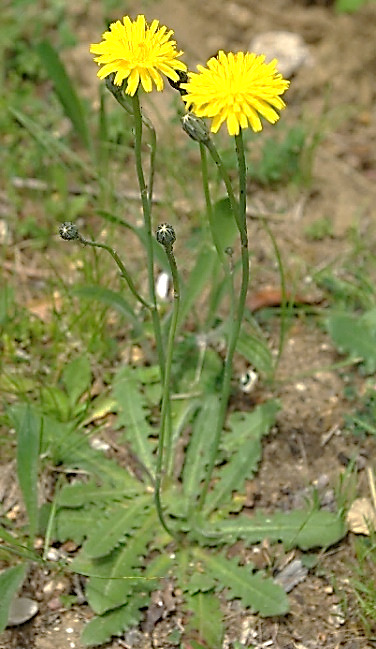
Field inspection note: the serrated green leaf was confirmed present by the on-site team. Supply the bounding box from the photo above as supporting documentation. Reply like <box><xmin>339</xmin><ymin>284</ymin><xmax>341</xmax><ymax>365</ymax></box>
<box><xmin>55</xmin><ymin>507</ymin><xmax>106</xmax><ymax>545</ymax></box>
<box><xmin>113</xmin><ymin>367</ymin><xmax>156</xmax><ymax>480</ymax></box>
<box><xmin>72</xmin><ymin>510</ymin><xmax>157</xmax><ymax>614</ymax></box>
<box><xmin>62</xmin><ymin>356</ymin><xmax>92</xmax><ymax>409</ymax></box>
<box><xmin>182</xmin><ymin>396</ymin><xmax>220</xmax><ymax>509</ymax></box>
<box><xmin>36</xmin><ymin>40</ymin><xmax>91</xmax><ymax>149</ymax></box>
<box><xmin>196</xmin><ymin>550</ymin><xmax>289</xmax><ymax>616</ymax></box>
<box><xmin>200</xmin><ymin>509</ymin><xmax>346</xmax><ymax>550</ymax></box>
<box><xmin>184</xmin><ymin>571</ymin><xmax>217</xmax><ymax>596</ymax></box>
<box><xmin>81</xmin><ymin>595</ymin><xmax>149</xmax><ymax>646</ymax></box>
<box><xmin>237</xmin><ymin>330</ymin><xmax>274</xmax><ymax>377</ymax></box>
<box><xmin>0</xmin><ymin>564</ymin><xmax>27</xmax><ymax>633</ymax></box>
<box><xmin>58</xmin><ymin>478</ymin><xmax>140</xmax><ymax>508</ymax></box>
<box><xmin>204</xmin><ymin>438</ymin><xmax>264</xmax><ymax>516</ymax></box>
<box><xmin>186</xmin><ymin>592</ymin><xmax>224</xmax><ymax>649</ymax></box>
<box><xmin>327</xmin><ymin>310</ymin><xmax>376</xmax><ymax>373</ymax></box>
<box><xmin>15</xmin><ymin>404</ymin><xmax>40</xmax><ymax>541</ymax></box>
<box><xmin>200</xmin><ymin>402</ymin><xmax>278</xmax><ymax>516</ymax></box>
<box><xmin>221</xmin><ymin>401</ymin><xmax>279</xmax><ymax>454</ymax></box>
<box><xmin>84</xmin><ymin>496</ymin><xmax>151</xmax><ymax>559</ymax></box>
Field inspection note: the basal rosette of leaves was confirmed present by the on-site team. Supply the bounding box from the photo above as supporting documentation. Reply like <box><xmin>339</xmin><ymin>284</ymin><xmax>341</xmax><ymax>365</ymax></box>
<box><xmin>16</xmin><ymin>364</ymin><xmax>343</xmax><ymax>647</ymax></box>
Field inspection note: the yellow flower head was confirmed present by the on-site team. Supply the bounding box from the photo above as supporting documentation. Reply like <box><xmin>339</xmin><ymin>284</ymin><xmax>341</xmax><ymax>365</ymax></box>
<box><xmin>90</xmin><ymin>14</ymin><xmax>187</xmax><ymax>96</ymax></box>
<box><xmin>182</xmin><ymin>51</ymin><xmax>290</xmax><ymax>136</ymax></box>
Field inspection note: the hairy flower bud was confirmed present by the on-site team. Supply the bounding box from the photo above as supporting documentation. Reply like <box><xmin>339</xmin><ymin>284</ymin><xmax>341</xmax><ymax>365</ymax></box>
<box><xmin>59</xmin><ymin>222</ymin><xmax>79</xmax><ymax>241</ymax></box>
<box><xmin>181</xmin><ymin>113</ymin><xmax>210</xmax><ymax>144</ymax></box>
<box><xmin>156</xmin><ymin>223</ymin><xmax>176</xmax><ymax>248</ymax></box>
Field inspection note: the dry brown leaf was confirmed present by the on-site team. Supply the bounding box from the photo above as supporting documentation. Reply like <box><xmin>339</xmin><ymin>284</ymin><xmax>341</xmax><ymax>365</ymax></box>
<box><xmin>346</xmin><ymin>497</ymin><xmax>376</xmax><ymax>535</ymax></box>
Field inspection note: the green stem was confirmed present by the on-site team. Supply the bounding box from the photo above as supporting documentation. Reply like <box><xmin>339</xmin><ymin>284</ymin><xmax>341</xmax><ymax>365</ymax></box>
<box><xmin>155</xmin><ymin>243</ymin><xmax>180</xmax><ymax>540</ymax></box>
<box><xmin>198</xmin><ymin>130</ymin><xmax>249</xmax><ymax>510</ymax></box>
<box><xmin>106</xmin><ymin>83</ymin><xmax>156</xmax><ymax>205</ymax></box>
<box><xmin>199</xmin><ymin>142</ymin><xmax>236</xmax><ymax>330</ymax></box>
<box><xmin>132</xmin><ymin>93</ymin><xmax>177</xmax><ymax>537</ymax></box>
<box><xmin>78</xmin><ymin>235</ymin><xmax>152</xmax><ymax>310</ymax></box>
<box><xmin>131</xmin><ymin>92</ymin><xmax>165</xmax><ymax>373</ymax></box>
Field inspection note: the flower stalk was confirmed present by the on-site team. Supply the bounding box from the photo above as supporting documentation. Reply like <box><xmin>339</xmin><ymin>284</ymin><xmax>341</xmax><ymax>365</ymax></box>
<box><xmin>154</xmin><ymin>224</ymin><xmax>180</xmax><ymax>540</ymax></box>
<box><xmin>198</xmin><ymin>130</ymin><xmax>249</xmax><ymax>510</ymax></box>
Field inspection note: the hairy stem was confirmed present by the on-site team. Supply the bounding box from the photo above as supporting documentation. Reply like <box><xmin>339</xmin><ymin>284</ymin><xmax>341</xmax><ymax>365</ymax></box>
<box><xmin>198</xmin><ymin>131</ymin><xmax>249</xmax><ymax>510</ymax></box>
<box><xmin>131</xmin><ymin>93</ymin><xmax>165</xmax><ymax>369</ymax></box>
<box><xmin>77</xmin><ymin>235</ymin><xmax>152</xmax><ymax>310</ymax></box>
<box><xmin>154</xmin><ymin>243</ymin><xmax>181</xmax><ymax>539</ymax></box>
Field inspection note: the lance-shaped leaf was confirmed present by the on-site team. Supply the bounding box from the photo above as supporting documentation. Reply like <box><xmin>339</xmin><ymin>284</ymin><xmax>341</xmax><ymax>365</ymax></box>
<box><xmin>80</xmin><ymin>595</ymin><xmax>149</xmax><ymax>646</ymax></box>
<box><xmin>57</xmin><ymin>479</ymin><xmax>140</xmax><ymax>508</ymax></box>
<box><xmin>36</xmin><ymin>40</ymin><xmax>91</xmax><ymax>150</ymax></box>
<box><xmin>182</xmin><ymin>395</ymin><xmax>220</xmax><ymax>509</ymax></box>
<box><xmin>15</xmin><ymin>405</ymin><xmax>41</xmax><ymax>542</ymax></box>
<box><xmin>0</xmin><ymin>564</ymin><xmax>27</xmax><ymax>633</ymax></box>
<box><xmin>186</xmin><ymin>592</ymin><xmax>224</xmax><ymax>649</ymax></box>
<box><xmin>113</xmin><ymin>366</ymin><xmax>156</xmax><ymax>480</ymax></box>
<box><xmin>83</xmin><ymin>496</ymin><xmax>152</xmax><ymax>559</ymax></box>
<box><xmin>198</xmin><ymin>509</ymin><xmax>346</xmax><ymax>550</ymax></box>
<box><xmin>204</xmin><ymin>402</ymin><xmax>279</xmax><ymax>515</ymax></box>
<box><xmin>195</xmin><ymin>550</ymin><xmax>289</xmax><ymax>617</ymax></box>
<box><xmin>71</xmin><ymin>510</ymin><xmax>157</xmax><ymax>614</ymax></box>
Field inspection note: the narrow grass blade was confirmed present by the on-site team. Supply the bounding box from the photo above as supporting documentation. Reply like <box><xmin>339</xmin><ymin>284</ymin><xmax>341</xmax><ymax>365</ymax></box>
<box><xmin>36</xmin><ymin>40</ymin><xmax>91</xmax><ymax>150</ymax></box>
<box><xmin>0</xmin><ymin>564</ymin><xmax>27</xmax><ymax>632</ymax></box>
<box><xmin>9</xmin><ymin>107</ymin><xmax>93</xmax><ymax>175</ymax></box>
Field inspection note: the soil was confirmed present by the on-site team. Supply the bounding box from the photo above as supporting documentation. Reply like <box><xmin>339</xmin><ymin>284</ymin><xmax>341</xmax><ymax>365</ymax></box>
<box><xmin>2</xmin><ymin>0</ymin><xmax>376</xmax><ymax>648</ymax></box>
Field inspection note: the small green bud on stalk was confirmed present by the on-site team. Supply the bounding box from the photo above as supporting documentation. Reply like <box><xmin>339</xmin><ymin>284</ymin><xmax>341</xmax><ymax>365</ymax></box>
<box><xmin>59</xmin><ymin>222</ymin><xmax>80</xmax><ymax>241</ymax></box>
<box><xmin>181</xmin><ymin>113</ymin><xmax>210</xmax><ymax>144</ymax></box>
<box><xmin>156</xmin><ymin>223</ymin><xmax>176</xmax><ymax>249</ymax></box>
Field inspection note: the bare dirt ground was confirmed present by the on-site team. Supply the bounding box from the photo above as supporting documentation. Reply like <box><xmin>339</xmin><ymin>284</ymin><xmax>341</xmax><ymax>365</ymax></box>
<box><xmin>2</xmin><ymin>0</ymin><xmax>376</xmax><ymax>647</ymax></box>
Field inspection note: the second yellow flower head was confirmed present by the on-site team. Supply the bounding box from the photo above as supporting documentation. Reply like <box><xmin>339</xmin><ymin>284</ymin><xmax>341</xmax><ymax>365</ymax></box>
<box><xmin>182</xmin><ymin>51</ymin><xmax>290</xmax><ymax>136</ymax></box>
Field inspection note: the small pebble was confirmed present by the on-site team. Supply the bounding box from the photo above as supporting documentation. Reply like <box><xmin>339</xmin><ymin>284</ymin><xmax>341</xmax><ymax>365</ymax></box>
<box><xmin>46</xmin><ymin>548</ymin><xmax>60</xmax><ymax>562</ymax></box>
<box><xmin>249</xmin><ymin>31</ymin><xmax>313</xmax><ymax>77</ymax></box>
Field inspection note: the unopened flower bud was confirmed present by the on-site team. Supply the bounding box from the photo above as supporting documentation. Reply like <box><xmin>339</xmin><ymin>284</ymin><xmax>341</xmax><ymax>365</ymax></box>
<box><xmin>156</xmin><ymin>223</ymin><xmax>176</xmax><ymax>248</ymax></box>
<box><xmin>59</xmin><ymin>222</ymin><xmax>79</xmax><ymax>241</ymax></box>
<box><xmin>181</xmin><ymin>113</ymin><xmax>210</xmax><ymax>144</ymax></box>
